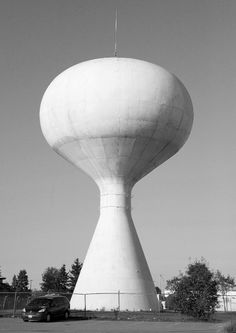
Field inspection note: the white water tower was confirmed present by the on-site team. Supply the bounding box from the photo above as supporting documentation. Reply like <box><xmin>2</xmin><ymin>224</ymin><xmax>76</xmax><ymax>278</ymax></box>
<box><xmin>40</xmin><ymin>57</ymin><xmax>193</xmax><ymax>311</ymax></box>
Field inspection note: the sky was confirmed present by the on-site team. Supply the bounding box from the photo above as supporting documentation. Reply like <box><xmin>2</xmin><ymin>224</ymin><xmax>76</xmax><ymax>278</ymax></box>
<box><xmin>0</xmin><ymin>0</ymin><xmax>236</xmax><ymax>290</ymax></box>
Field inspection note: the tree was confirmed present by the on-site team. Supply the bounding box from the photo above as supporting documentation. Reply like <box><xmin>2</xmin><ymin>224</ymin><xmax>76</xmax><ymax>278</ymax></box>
<box><xmin>215</xmin><ymin>270</ymin><xmax>235</xmax><ymax>312</ymax></box>
<box><xmin>68</xmin><ymin>258</ymin><xmax>82</xmax><ymax>292</ymax></box>
<box><xmin>16</xmin><ymin>269</ymin><xmax>29</xmax><ymax>291</ymax></box>
<box><xmin>0</xmin><ymin>268</ymin><xmax>11</xmax><ymax>291</ymax></box>
<box><xmin>11</xmin><ymin>274</ymin><xmax>18</xmax><ymax>290</ymax></box>
<box><xmin>41</xmin><ymin>267</ymin><xmax>60</xmax><ymax>292</ymax></box>
<box><xmin>58</xmin><ymin>264</ymin><xmax>69</xmax><ymax>292</ymax></box>
<box><xmin>167</xmin><ymin>259</ymin><xmax>218</xmax><ymax>320</ymax></box>
<box><xmin>165</xmin><ymin>294</ymin><xmax>178</xmax><ymax>311</ymax></box>
<box><xmin>41</xmin><ymin>260</ymin><xmax>83</xmax><ymax>293</ymax></box>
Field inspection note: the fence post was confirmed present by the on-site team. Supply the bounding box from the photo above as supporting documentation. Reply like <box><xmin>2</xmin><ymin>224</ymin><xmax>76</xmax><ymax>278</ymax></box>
<box><xmin>118</xmin><ymin>290</ymin><xmax>120</xmax><ymax>311</ymax></box>
<box><xmin>84</xmin><ymin>294</ymin><xmax>87</xmax><ymax>318</ymax></box>
<box><xmin>12</xmin><ymin>291</ymin><xmax>17</xmax><ymax>318</ymax></box>
<box><xmin>3</xmin><ymin>295</ymin><xmax>8</xmax><ymax>310</ymax></box>
<box><xmin>113</xmin><ymin>290</ymin><xmax>120</xmax><ymax>320</ymax></box>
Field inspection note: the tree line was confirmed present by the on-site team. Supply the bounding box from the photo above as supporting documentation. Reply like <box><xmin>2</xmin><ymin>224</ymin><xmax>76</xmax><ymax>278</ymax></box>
<box><xmin>41</xmin><ymin>258</ymin><xmax>82</xmax><ymax>293</ymax></box>
<box><xmin>1</xmin><ymin>257</ymin><xmax>235</xmax><ymax>320</ymax></box>
<box><xmin>0</xmin><ymin>258</ymin><xmax>82</xmax><ymax>293</ymax></box>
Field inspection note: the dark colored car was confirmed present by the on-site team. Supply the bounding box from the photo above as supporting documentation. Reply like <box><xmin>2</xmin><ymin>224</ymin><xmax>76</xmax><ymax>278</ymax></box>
<box><xmin>22</xmin><ymin>295</ymin><xmax>70</xmax><ymax>322</ymax></box>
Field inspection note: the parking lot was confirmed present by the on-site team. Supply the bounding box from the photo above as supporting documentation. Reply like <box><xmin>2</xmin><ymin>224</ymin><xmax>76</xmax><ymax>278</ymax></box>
<box><xmin>0</xmin><ymin>318</ymin><xmax>227</xmax><ymax>333</ymax></box>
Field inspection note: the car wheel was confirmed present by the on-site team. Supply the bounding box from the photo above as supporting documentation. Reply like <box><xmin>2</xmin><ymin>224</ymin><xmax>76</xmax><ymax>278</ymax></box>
<box><xmin>64</xmin><ymin>311</ymin><xmax>69</xmax><ymax>320</ymax></box>
<box><xmin>46</xmin><ymin>313</ymin><xmax>51</xmax><ymax>322</ymax></box>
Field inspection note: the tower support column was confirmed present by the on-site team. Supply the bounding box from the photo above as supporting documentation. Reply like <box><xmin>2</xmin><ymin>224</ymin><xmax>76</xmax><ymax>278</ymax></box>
<box><xmin>70</xmin><ymin>180</ymin><xmax>158</xmax><ymax>311</ymax></box>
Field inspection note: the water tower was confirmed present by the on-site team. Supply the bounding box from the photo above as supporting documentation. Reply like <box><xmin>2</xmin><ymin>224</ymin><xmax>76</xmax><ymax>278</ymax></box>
<box><xmin>40</xmin><ymin>57</ymin><xmax>193</xmax><ymax>311</ymax></box>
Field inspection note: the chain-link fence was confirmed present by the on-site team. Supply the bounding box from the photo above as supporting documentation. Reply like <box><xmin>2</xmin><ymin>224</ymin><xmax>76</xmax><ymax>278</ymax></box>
<box><xmin>2</xmin><ymin>290</ymin><xmax>236</xmax><ymax>322</ymax></box>
<box><xmin>1</xmin><ymin>291</ymin><xmax>236</xmax><ymax>319</ymax></box>
<box><xmin>0</xmin><ymin>291</ymin><xmax>160</xmax><ymax>318</ymax></box>
<box><xmin>71</xmin><ymin>291</ymin><xmax>160</xmax><ymax>312</ymax></box>
<box><xmin>0</xmin><ymin>292</ymin><xmax>72</xmax><ymax>317</ymax></box>
<box><xmin>0</xmin><ymin>292</ymin><xmax>32</xmax><ymax>317</ymax></box>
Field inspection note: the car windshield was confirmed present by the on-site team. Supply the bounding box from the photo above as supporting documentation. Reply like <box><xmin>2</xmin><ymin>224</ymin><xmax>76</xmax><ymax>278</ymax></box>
<box><xmin>28</xmin><ymin>298</ymin><xmax>51</xmax><ymax>307</ymax></box>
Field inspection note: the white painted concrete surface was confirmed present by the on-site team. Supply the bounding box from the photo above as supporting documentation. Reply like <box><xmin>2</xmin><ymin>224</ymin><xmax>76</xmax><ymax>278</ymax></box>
<box><xmin>40</xmin><ymin>58</ymin><xmax>193</xmax><ymax>311</ymax></box>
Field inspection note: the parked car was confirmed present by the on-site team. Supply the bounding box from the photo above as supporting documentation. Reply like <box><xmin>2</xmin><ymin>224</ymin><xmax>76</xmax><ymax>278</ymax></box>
<box><xmin>22</xmin><ymin>295</ymin><xmax>70</xmax><ymax>322</ymax></box>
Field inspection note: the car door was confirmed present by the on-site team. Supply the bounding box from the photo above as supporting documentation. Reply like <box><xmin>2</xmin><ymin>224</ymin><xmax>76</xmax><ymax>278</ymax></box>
<box><xmin>56</xmin><ymin>298</ymin><xmax>65</xmax><ymax>317</ymax></box>
<box><xmin>49</xmin><ymin>299</ymin><xmax>59</xmax><ymax>318</ymax></box>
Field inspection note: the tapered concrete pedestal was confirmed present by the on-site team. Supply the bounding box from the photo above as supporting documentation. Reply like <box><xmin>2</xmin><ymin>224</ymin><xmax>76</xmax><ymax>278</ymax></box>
<box><xmin>70</xmin><ymin>182</ymin><xmax>158</xmax><ymax>311</ymax></box>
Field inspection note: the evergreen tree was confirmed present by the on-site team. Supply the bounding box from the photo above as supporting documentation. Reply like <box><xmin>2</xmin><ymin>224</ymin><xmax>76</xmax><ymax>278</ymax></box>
<box><xmin>58</xmin><ymin>264</ymin><xmax>69</xmax><ymax>292</ymax></box>
<box><xmin>11</xmin><ymin>274</ymin><xmax>18</xmax><ymax>290</ymax></box>
<box><xmin>16</xmin><ymin>269</ymin><xmax>29</xmax><ymax>291</ymax></box>
<box><xmin>167</xmin><ymin>259</ymin><xmax>218</xmax><ymax>320</ymax></box>
<box><xmin>68</xmin><ymin>258</ymin><xmax>82</xmax><ymax>292</ymax></box>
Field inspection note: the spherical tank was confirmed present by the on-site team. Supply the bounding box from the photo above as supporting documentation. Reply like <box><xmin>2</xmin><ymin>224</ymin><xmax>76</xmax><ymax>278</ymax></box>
<box><xmin>40</xmin><ymin>57</ymin><xmax>193</xmax><ymax>311</ymax></box>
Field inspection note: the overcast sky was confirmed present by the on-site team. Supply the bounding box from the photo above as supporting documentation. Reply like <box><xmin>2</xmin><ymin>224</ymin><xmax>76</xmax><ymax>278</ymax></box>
<box><xmin>1</xmin><ymin>0</ymin><xmax>236</xmax><ymax>290</ymax></box>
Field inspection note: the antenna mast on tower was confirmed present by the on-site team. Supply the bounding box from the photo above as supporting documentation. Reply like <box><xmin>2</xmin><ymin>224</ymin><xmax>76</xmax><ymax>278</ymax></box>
<box><xmin>114</xmin><ymin>9</ymin><xmax>118</xmax><ymax>57</ymax></box>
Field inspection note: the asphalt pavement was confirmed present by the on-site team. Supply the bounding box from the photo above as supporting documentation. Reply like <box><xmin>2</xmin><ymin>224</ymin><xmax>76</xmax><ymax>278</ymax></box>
<box><xmin>0</xmin><ymin>318</ymin><xmax>227</xmax><ymax>333</ymax></box>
